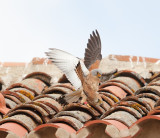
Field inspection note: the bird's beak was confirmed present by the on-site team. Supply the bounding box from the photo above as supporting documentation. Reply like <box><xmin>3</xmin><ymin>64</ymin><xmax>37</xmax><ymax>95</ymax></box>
<box><xmin>97</xmin><ymin>73</ymin><xmax>101</xmax><ymax>78</ymax></box>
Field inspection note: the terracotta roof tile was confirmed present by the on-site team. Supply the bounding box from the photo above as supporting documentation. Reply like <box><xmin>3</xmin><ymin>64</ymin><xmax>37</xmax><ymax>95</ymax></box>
<box><xmin>109</xmin><ymin>55</ymin><xmax>160</xmax><ymax>63</ymax></box>
<box><xmin>0</xmin><ymin>62</ymin><xmax>160</xmax><ymax>137</ymax></box>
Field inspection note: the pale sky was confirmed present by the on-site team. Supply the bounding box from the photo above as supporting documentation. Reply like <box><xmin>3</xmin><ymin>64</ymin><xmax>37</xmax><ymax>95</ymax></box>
<box><xmin>0</xmin><ymin>0</ymin><xmax>160</xmax><ymax>62</ymax></box>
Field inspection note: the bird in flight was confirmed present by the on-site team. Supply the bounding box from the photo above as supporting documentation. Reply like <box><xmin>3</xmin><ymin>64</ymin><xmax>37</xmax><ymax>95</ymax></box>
<box><xmin>46</xmin><ymin>30</ymin><xmax>103</xmax><ymax>106</ymax></box>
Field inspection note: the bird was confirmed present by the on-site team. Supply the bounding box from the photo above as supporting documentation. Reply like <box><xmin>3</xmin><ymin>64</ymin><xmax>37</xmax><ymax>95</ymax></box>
<box><xmin>45</xmin><ymin>49</ymin><xmax>103</xmax><ymax>106</ymax></box>
<box><xmin>45</xmin><ymin>30</ymin><xmax>103</xmax><ymax>106</ymax></box>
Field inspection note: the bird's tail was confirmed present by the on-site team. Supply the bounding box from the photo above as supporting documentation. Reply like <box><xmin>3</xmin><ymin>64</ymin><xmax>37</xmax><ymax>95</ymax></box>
<box><xmin>58</xmin><ymin>91</ymin><xmax>81</xmax><ymax>105</ymax></box>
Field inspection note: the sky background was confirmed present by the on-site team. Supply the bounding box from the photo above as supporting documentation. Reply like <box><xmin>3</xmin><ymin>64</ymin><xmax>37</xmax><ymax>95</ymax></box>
<box><xmin>0</xmin><ymin>0</ymin><xmax>160</xmax><ymax>62</ymax></box>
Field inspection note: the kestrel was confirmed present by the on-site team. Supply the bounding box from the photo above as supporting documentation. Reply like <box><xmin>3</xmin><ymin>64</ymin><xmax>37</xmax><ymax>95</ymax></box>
<box><xmin>46</xmin><ymin>30</ymin><xmax>103</xmax><ymax>106</ymax></box>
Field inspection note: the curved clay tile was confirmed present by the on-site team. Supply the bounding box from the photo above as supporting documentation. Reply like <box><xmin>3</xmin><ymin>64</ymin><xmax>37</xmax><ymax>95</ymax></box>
<box><xmin>108</xmin><ymin>76</ymin><xmax>141</xmax><ymax>92</ymax></box>
<box><xmin>23</xmin><ymin>72</ymin><xmax>52</xmax><ymax>86</ymax></box>
<box><xmin>77</xmin><ymin>119</ymin><xmax>130</xmax><ymax>138</ymax></box>
<box><xmin>129</xmin><ymin>115</ymin><xmax>160</xmax><ymax>138</ymax></box>
<box><xmin>110</xmin><ymin>70</ymin><xmax>146</xmax><ymax>87</ymax></box>
<box><xmin>99</xmin><ymin>81</ymin><xmax>134</xmax><ymax>96</ymax></box>
<box><xmin>7</xmin><ymin>78</ymin><xmax>47</xmax><ymax>96</ymax></box>
<box><xmin>27</xmin><ymin>123</ymin><xmax>76</xmax><ymax>138</ymax></box>
<box><xmin>43</xmin><ymin>86</ymin><xmax>73</xmax><ymax>95</ymax></box>
<box><xmin>0</xmin><ymin>122</ymin><xmax>28</xmax><ymax>138</ymax></box>
<box><xmin>99</xmin><ymin>86</ymin><xmax>127</xmax><ymax>99</ymax></box>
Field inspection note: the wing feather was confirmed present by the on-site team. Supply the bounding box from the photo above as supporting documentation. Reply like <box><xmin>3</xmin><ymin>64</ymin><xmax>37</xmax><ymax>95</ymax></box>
<box><xmin>84</xmin><ymin>30</ymin><xmax>102</xmax><ymax>70</ymax></box>
<box><xmin>87</xmin><ymin>43</ymin><xmax>94</xmax><ymax>51</ymax></box>
<box><xmin>46</xmin><ymin>48</ymin><xmax>82</xmax><ymax>90</ymax></box>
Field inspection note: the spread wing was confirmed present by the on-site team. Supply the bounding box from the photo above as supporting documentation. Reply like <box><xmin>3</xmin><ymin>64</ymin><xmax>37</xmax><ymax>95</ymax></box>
<box><xmin>84</xmin><ymin>30</ymin><xmax>102</xmax><ymax>70</ymax></box>
<box><xmin>46</xmin><ymin>48</ymin><xmax>82</xmax><ymax>90</ymax></box>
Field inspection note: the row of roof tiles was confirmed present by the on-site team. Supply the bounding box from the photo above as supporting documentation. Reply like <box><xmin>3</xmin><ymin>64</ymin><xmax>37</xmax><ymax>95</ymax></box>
<box><xmin>0</xmin><ymin>70</ymin><xmax>160</xmax><ymax>137</ymax></box>
<box><xmin>0</xmin><ymin>55</ymin><xmax>159</xmax><ymax>67</ymax></box>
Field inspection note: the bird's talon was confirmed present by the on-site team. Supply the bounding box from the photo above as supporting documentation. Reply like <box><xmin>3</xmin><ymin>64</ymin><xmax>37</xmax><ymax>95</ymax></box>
<box><xmin>86</xmin><ymin>104</ymin><xmax>91</xmax><ymax>108</ymax></box>
<box><xmin>86</xmin><ymin>103</ymin><xmax>94</xmax><ymax>110</ymax></box>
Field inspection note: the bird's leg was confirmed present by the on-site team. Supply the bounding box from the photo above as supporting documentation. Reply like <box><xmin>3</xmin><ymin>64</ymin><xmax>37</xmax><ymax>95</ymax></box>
<box><xmin>81</xmin><ymin>91</ymin><xmax>94</xmax><ymax>110</ymax></box>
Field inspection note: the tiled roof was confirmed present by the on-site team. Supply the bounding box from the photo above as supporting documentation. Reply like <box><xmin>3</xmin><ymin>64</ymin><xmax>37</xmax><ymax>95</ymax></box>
<box><xmin>0</xmin><ymin>56</ymin><xmax>160</xmax><ymax>137</ymax></box>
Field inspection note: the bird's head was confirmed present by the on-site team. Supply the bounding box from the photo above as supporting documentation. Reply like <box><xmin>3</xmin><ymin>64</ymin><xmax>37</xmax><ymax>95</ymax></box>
<box><xmin>91</xmin><ymin>69</ymin><xmax>102</xmax><ymax>79</ymax></box>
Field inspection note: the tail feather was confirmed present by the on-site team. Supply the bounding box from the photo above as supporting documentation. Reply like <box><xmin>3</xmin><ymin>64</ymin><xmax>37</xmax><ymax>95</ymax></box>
<box><xmin>58</xmin><ymin>91</ymin><xmax>81</xmax><ymax>105</ymax></box>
